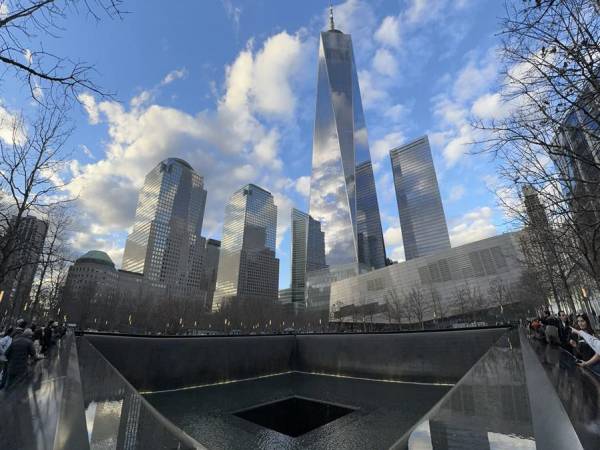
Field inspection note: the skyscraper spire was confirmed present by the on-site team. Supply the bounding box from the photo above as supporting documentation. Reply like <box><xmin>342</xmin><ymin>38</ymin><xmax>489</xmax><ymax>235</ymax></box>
<box><xmin>329</xmin><ymin>3</ymin><xmax>335</xmax><ymax>31</ymax></box>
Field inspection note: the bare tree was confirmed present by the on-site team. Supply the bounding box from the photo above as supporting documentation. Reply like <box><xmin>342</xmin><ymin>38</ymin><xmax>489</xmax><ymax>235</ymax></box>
<box><xmin>28</xmin><ymin>205</ymin><xmax>72</xmax><ymax>320</ymax></box>
<box><xmin>0</xmin><ymin>107</ymin><xmax>73</xmax><ymax>291</ymax></box>
<box><xmin>0</xmin><ymin>0</ymin><xmax>124</xmax><ymax>104</ymax></box>
<box><xmin>477</xmin><ymin>0</ymin><xmax>600</xmax><ymax>294</ymax></box>
<box><xmin>487</xmin><ymin>278</ymin><xmax>512</xmax><ymax>322</ymax></box>
<box><xmin>384</xmin><ymin>288</ymin><xmax>404</xmax><ymax>326</ymax></box>
<box><xmin>427</xmin><ymin>285</ymin><xmax>445</xmax><ymax>327</ymax></box>
<box><xmin>404</xmin><ymin>286</ymin><xmax>426</xmax><ymax>330</ymax></box>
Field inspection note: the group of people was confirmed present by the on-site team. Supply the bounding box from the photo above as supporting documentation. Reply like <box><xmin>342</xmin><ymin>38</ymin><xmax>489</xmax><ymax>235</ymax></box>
<box><xmin>0</xmin><ymin>318</ymin><xmax>64</xmax><ymax>390</ymax></box>
<box><xmin>529</xmin><ymin>310</ymin><xmax>600</xmax><ymax>376</ymax></box>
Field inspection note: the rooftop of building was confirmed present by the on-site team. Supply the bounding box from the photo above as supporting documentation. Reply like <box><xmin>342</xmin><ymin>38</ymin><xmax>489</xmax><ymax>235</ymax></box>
<box><xmin>77</xmin><ymin>250</ymin><xmax>115</xmax><ymax>268</ymax></box>
<box><xmin>163</xmin><ymin>157</ymin><xmax>193</xmax><ymax>170</ymax></box>
<box><xmin>389</xmin><ymin>135</ymin><xmax>429</xmax><ymax>154</ymax></box>
<box><xmin>239</xmin><ymin>183</ymin><xmax>272</xmax><ymax>195</ymax></box>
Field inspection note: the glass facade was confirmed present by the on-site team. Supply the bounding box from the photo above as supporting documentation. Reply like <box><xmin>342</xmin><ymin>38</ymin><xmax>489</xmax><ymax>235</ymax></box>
<box><xmin>291</xmin><ymin>208</ymin><xmax>326</xmax><ymax>304</ymax></box>
<box><xmin>213</xmin><ymin>184</ymin><xmax>279</xmax><ymax>310</ymax></box>
<box><xmin>122</xmin><ymin>158</ymin><xmax>207</xmax><ymax>297</ymax></box>
<box><xmin>356</xmin><ymin>161</ymin><xmax>386</xmax><ymax>269</ymax></box>
<box><xmin>309</xmin><ymin>26</ymin><xmax>386</xmax><ymax>270</ymax></box>
<box><xmin>390</xmin><ymin>136</ymin><xmax>451</xmax><ymax>260</ymax></box>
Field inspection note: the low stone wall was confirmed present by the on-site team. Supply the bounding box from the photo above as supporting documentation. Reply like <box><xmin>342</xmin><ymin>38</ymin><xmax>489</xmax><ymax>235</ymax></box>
<box><xmin>85</xmin><ymin>334</ymin><xmax>296</xmax><ymax>392</ymax></box>
<box><xmin>294</xmin><ymin>328</ymin><xmax>508</xmax><ymax>384</ymax></box>
<box><xmin>85</xmin><ymin>327</ymin><xmax>509</xmax><ymax>392</ymax></box>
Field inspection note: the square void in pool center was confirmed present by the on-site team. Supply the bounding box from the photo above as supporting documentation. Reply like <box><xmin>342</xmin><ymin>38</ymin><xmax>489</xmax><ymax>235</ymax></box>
<box><xmin>233</xmin><ymin>396</ymin><xmax>355</xmax><ymax>437</ymax></box>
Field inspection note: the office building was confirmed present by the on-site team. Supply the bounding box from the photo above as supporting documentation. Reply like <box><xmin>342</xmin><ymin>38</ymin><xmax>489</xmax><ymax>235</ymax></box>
<box><xmin>213</xmin><ymin>184</ymin><xmax>279</xmax><ymax>310</ymax></box>
<box><xmin>290</xmin><ymin>208</ymin><xmax>326</xmax><ymax>304</ymax></box>
<box><xmin>330</xmin><ymin>232</ymin><xmax>526</xmax><ymax>324</ymax></box>
<box><xmin>62</xmin><ymin>250</ymin><xmax>118</xmax><ymax>326</ymax></box>
<box><xmin>356</xmin><ymin>161</ymin><xmax>387</xmax><ymax>269</ymax></box>
<box><xmin>122</xmin><ymin>158</ymin><xmax>207</xmax><ymax>300</ymax></box>
<box><xmin>0</xmin><ymin>216</ymin><xmax>48</xmax><ymax>317</ymax></box>
<box><xmin>200</xmin><ymin>238</ymin><xmax>221</xmax><ymax>311</ymax></box>
<box><xmin>390</xmin><ymin>136</ymin><xmax>451</xmax><ymax>260</ymax></box>
<box><xmin>308</xmin><ymin>9</ymin><xmax>386</xmax><ymax>271</ymax></box>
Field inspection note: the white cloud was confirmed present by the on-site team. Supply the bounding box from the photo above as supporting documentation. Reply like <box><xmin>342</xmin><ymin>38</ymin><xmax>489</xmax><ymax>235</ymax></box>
<box><xmin>442</xmin><ymin>124</ymin><xmax>475</xmax><ymax>166</ymax></box>
<box><xmin>221</xmin><ymin>31</ymin><xmax>309</xmax><ymax>120</ymax></box>
<box><xmin>403</xmin><ymin>0</ymin><xmax>472</xmax><ymax>25</ymax></box>
<box><xmin>0</xmin><ymin>3</ymin><xmax>8</xmax><ymax>19</ymax></box>
<box><xmin>390</xmin><ymin>246</ymin><xmax>405</xmax><ymax>262</ymax></box>
<box><xmin>449</xmin><ymin>206</ymin><xmax>496</xmax><ymax>247</ymax></box>
<box><xmin>0</xmin><ymin>106</ymin><xmax>24</xmax><ymax>145</ymax></box>
<box><xmin>449</xmin><ymin>184</ymin><xmax>465</xmax><ymax>202</ymax></box>
<box><xmin>253</xmin><ymin>129</ymin><xmax>282</xmax><ymax>169</ymax></box>
<box><xmin>375</xmin><ymin>16</ymin><xmax>401</xmax><ymax>49</ymax></box>
<box><xmin>252</xmin><ymin>32</ymin><xmax>308</xmax><ymax>118</ymax></box>
<box><xmin>329</xmin><ymin>0</ymin><xmax>376</xmax><ymax>49</ymax></box>
<box><xmin>384</xmin><ymin>226</ymin><xmax>403</xmax><ymax>246</ymax></box>
<box><xmin>384</xmin><ymin>225</ymin><xmax>405</xmax><ymax>262</ymax></box>
<box><xmin>80</xmin><ymin>144</ymin><xmax>95</xmax><ymax>159</ymax></box>
<box><xmin>23</xmin><ymin>49</ymin><xmax>33</xmax><ymax>65</ymax></box>
<box><xmin>69</xmin><ymin>32</ymin><xmax>309</xmax><ymax>262</ymax></box>
<box><xmin>404</xmin><ymin>0</ymin><xmax>442</xmax><ymax>24</ymax></box>
<box><xmin>161</xmin><ymin>68</ymin><xmax>187</xmax><ymax>86</ymax></box>
<box><xmin>295</xmin><ymin>175</ymin><xmax>311</xmax><ymax>197</ymax></box>
<box><xmin>431</xmin><ymin>50</ymin><xmax>500</xmax><ymax>166</ymax></box>
<box><xmin>384</xmin><ymin>103</ymin><xmax>409</xmax><ymax>122</ymax></box>
<box><xmin>358</xmin><ymin>70</ymin><xmax>386</xmax><ymax>109</ymax></box>
<box><xmin>79</xmin><ymin>93</ymin><xmax>100</xmax><ymax>124</ymax></box>
<box><xmin>371</xmin><ymin>131</ymin><xmax>405</xmax><ymax>163</ymax></box>
<box><xmin>452</xmin><ymin>55</ymin><xmax>497</xmax><ymax>102</ymax></box>
<box><xmin>373</xmin><ymin>48</ymin><xmax>398</xmax><ymax>77</ymax></box>
<box><xmin>221</xmin><ymin>0</ymin><xmax>242</xmax><ymax>32</ymax></box>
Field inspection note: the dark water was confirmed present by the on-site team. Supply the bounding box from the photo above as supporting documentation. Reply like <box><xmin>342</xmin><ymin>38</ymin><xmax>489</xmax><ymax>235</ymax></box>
<box><xmin>144</xmin><ymin>372</ymin><xmax>451</xmax><ymax>450</ymax></box>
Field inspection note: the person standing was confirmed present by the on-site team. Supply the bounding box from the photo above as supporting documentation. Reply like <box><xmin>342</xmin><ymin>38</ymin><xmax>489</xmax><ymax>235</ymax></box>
<box><xmin>0</xmin><ymin>327</ymin><xmax>14</xmax><ymax>389</ymax></box>
<box><xmin>571</xmin><ymin>326</ymin><xmax>600</xmax><ymax>376</ymax></box>
<box><xmin>541</xmin><ymin>310</ymin><xmax>560</xmax><ymax>345</ymax></box>
<box><xmin>42</xmin><ymin>320</ymin><xmax>55</xmax><ymax>354</ymax></box>
<box><xmin>4</xmin><ymin>329</ymin><xmax>42</xmax><ymax>389</ymax></box>
<box><xmin>557</xmin><ymin>311</ymin><xmax>571</xmax><ymax>349</ymax></box>
<box><xmin>569</xmin><ymin>313</ymin><xmax>596</xmax><ymax>361</ymax></box>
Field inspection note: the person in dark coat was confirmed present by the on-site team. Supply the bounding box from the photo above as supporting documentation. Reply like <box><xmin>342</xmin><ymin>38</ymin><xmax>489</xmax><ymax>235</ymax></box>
<box><xmin>42</xmin><ymin>320</ymin><xmax>55</xmax><ymax>354</ymax></box>
<box><xmin>557</xmin><ymin>311</ymin><xmax>571</xmax><ymax>349</ymax></box>
<box><xmin>4</xmin><ymin>329</ymin><xmax>41</xmax><ymax>389</ymax></box>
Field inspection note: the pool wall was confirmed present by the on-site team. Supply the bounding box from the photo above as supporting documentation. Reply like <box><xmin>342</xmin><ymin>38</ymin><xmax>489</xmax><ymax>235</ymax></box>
<box><xmin>86</xmin><ymin>327</ymin><xmax>508</xmax><ymax>391</ymax></box>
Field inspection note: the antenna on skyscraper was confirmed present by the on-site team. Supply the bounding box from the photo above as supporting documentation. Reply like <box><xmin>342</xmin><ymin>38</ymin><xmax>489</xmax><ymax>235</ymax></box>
<box><xmin>329</xmin><ymin>2</ymin><xmax>335</xmax><ymax>31</ymax></box>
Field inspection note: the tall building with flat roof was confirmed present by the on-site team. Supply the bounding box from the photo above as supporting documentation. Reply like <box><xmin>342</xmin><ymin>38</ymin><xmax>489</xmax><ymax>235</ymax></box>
<box><xmin>356</xmin><ymin>161</ymin><xmax>387</xmax><ymax>269</ymax></box>
<box><xmin>200</xmin><ymin>238</ymin><xmax>220</xmax><ymax>311</ymax></box>
<box><xmin>308</xmin><ymin>11</ymin><xmax>386</xmax><ymax>271</ymax></box>
<box><xmin>213</xmin><ymin>184</ymin><xmax>279</xmax><ymax>310</ymax></box>
<box><xmin>122</xmin><ymin>158</ymin><xmax>207</xmax><ymax>299</ymax></box>
<box><xmin>291</xmin><ymin>208</ymin><xmax>326</xmax><ymax>304</ymax></box>
<box><xmin>390</xmin><ymin>136</ymin><xmax>451</xmax><ymax>260</ymax></box>
<box><xmin>0</xmin><ymin>216</ymin><xmax>48</xmax><ymax>317</ymax></box>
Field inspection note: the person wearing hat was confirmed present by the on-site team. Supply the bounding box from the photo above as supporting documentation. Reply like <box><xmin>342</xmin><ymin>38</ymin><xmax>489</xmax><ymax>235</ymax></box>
<box><xmin>3</xmin><ymin>328</ymin><xmax>43</xmax><ymax>389</ymax></box>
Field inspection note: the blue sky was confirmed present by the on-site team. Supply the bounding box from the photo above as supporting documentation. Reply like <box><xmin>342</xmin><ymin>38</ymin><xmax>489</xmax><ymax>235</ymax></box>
<box><xmin>3</xmin><ymin>0</ymin><xmax>515</xmax><ymax>288</ymax></box>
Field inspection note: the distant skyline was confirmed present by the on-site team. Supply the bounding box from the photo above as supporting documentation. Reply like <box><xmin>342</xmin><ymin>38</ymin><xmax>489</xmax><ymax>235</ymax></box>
<box><xmin>1</xmin><ymin>0</ymin><xmax>510</xmax><ymax>288</ymax></box>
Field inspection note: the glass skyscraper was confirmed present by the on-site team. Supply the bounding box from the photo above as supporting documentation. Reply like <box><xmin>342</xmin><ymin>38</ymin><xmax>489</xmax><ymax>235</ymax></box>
<box><xmin>308</xmin><ymin>12</ymin><xmax>386</xmax><ymax>270</ymax></box>
<box><xmin>390</xmin><ymin>136</ymin><xmax>451</xmax><ymax>260</ymax></box>
<box><xmin>212</xmin><ymin>184</ymin><xmax>279</xmax><ymax>311</ymax></box>
<box><xmin>291</xmin><ymin>208</ymin><xmax>326</xmax><ymax>304</ymax></box>
<box><xmin>122</xmin><ymin>158</ymin><xmax>207</xmax><ymax>297</ymax></box>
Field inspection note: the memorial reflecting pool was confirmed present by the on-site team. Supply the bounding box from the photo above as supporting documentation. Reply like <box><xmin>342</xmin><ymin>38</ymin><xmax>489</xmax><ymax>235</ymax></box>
<box><xmin>144</xmin><ymin>372</ymin><xmax>451</xmax><ymax>449</ymax></box>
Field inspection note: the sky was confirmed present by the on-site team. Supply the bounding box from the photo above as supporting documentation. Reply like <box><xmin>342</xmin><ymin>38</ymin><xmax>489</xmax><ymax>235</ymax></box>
<box><xmin>2</xmin><ymin>0</ymin><xmax>517</xmax><ymax>289</ymax></box>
